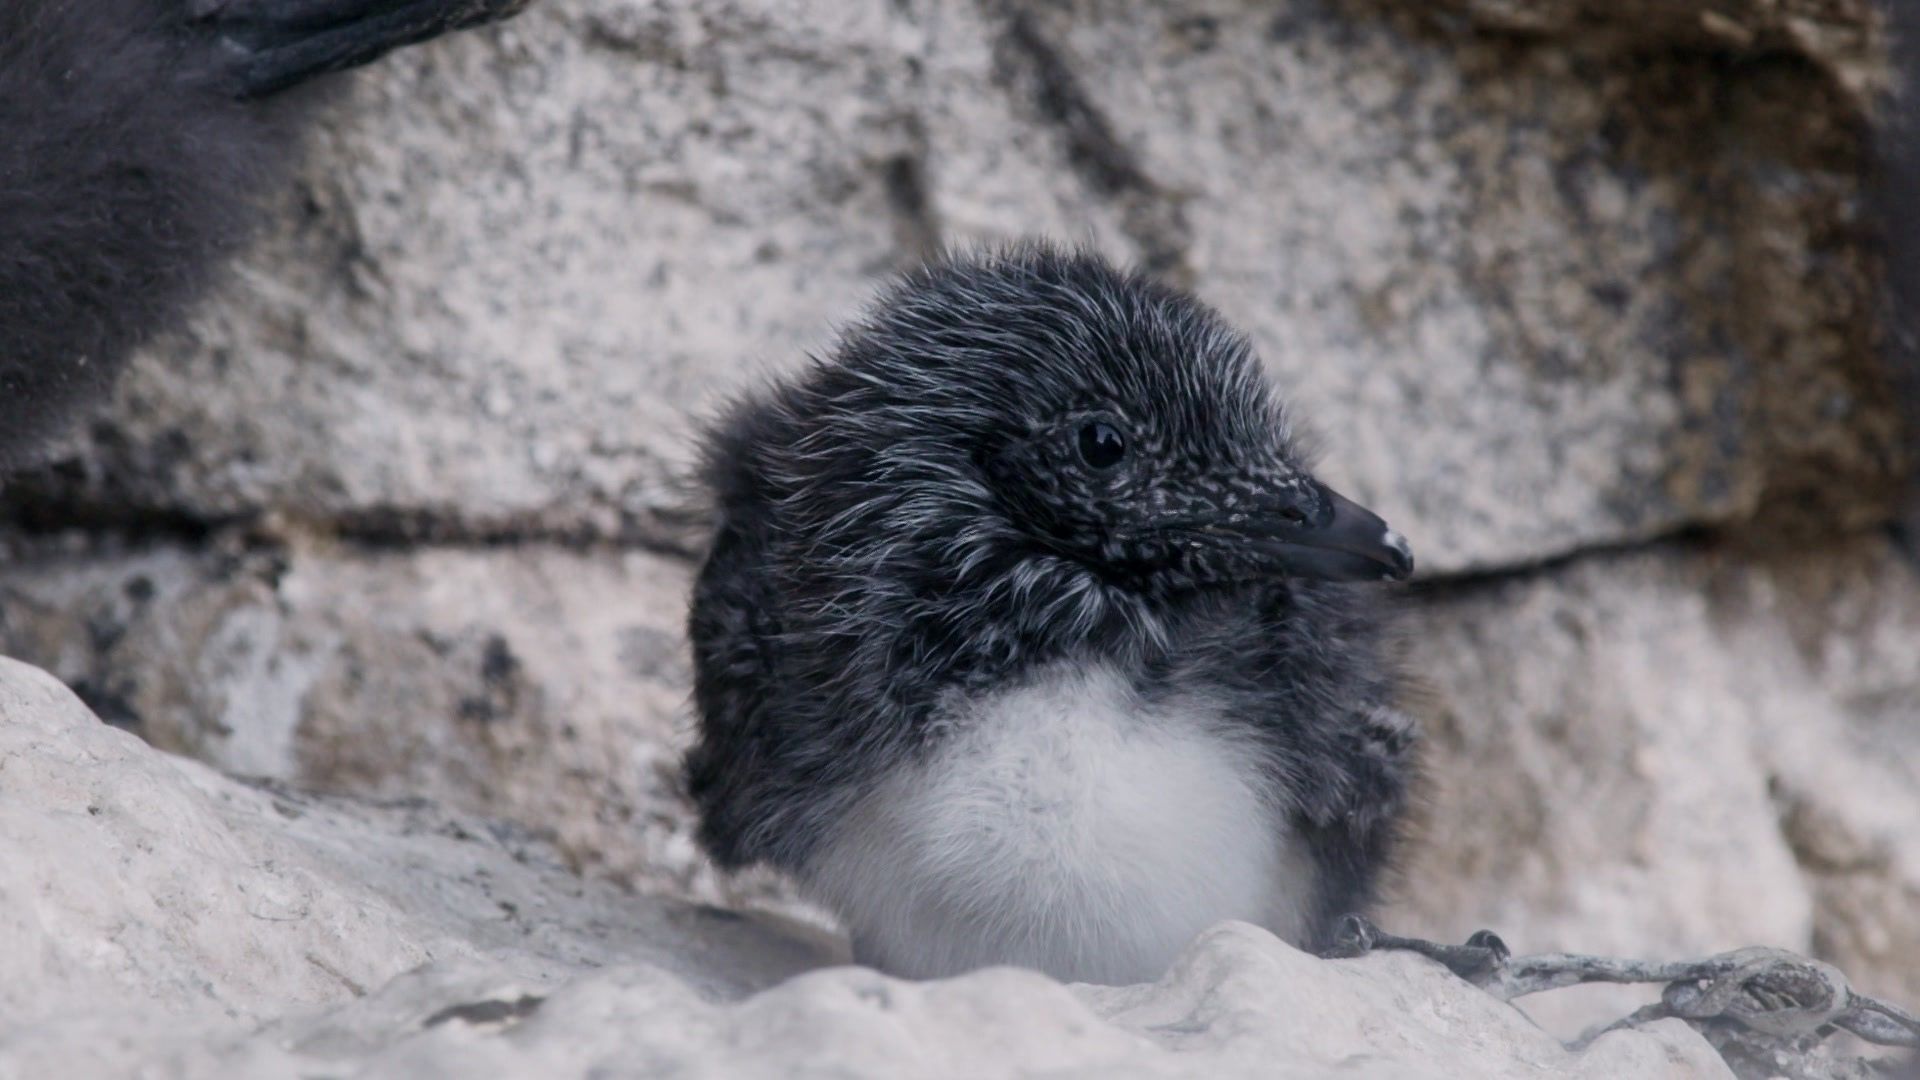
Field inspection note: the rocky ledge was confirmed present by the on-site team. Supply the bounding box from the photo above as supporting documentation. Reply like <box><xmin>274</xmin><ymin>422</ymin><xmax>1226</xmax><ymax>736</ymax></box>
<box><xmin>0</xmin><ymin>656</ymin><xmax>1728</xmax><ymax>1078</ymax></box>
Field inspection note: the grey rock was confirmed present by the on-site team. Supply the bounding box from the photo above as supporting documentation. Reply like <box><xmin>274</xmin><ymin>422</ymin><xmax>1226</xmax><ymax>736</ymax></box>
<box><xmin>3</xmin><ymin>0</ymin><xmax>1901</xmax><ymax>573</ymax></box>
<box><xmin>0</xmin><ymin>532</ymin><xmax>738</xmax><ymax>902</ymax></box>
<box><xmin>0</xmin><ymin>655</ymin><xmax>1731</xmax><ymax>1077</ymax></box>
<box><xmin>1428</xmin><ymin>0</ymin><xmax>1885</xmax><ymax>101</ymax></box>
<box><xmin>1384</xmin><ymin>534</ymin><xmax>1920</xmax><ymax>1033</ymax></box>
<box><xmin>0</xmin><ymin>654</ymin><xmax>841</xmax><ymax>1073</ymax></box>
<box><xmin>8</xmin><ymin>0</ymin><xmax>924</xmax><ymax>550</ymax></box>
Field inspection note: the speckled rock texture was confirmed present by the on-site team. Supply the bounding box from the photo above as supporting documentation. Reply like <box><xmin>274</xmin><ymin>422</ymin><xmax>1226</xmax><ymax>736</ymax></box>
<box><xmin>0</xmin><ymin>655</ymin><xmax>1732</xmax><ymax>1077</ymax></box>
<box><xmin>0</xmin><ymin>0</ymin><xmax>1914</xmax><ymax>1072</ymax></box>
<box><xmin>1431</xmin><ymin>0</ymin><xmax>1886</xmax><ymax>98</ymax></box>
<box><xmin>0</xmin><ymin>538</ymin><xmax>731</xmax><ymax>898</ymax></box>
<box><xmin>5</xmin><ymin>0</ymin><xmax>1903</xmax><ymax>570</ymax></box>
<box><xmin>1387</xmin><ymin>534</ymin><xmax>1920</xmax><ymax>1029</ymax></box>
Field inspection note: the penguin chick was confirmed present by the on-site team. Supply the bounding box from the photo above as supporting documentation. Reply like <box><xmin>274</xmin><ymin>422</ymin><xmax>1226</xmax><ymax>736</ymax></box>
<box><xmin>685</xmin><ymin>245</ymin><xmax>1416</xmax><ymax>985</ymax></box>
<box><xmin>0</xmin><ymin>0</ymin><xmax>525</xmax><ymax>465</ymax></box>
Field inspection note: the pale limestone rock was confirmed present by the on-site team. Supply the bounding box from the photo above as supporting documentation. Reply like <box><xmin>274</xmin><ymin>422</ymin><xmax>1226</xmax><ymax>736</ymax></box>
<box><xmin>1386</xmin><ymin>536</ymin><xmax>1920</xmax><ymax>1030</ymax></box>
<box><xmin>0</xmin><ymin>535</ymin><xmax>734</xmax><ymax>902</ymax></box>
<box><xmin>5</xmin><ymin>0</ymin><xmax>1898</xmax><ymax>573</ymax></box>
<box><xmin>0</xmin><ymin>655</ymin><xmax>1731</xmax><ymax>1078</ymax></box>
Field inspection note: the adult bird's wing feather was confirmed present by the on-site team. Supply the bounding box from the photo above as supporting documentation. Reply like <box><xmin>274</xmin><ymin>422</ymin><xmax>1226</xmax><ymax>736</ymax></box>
<box><xmin>0</xmin><ymin>0</ymin><xmax>526</xmax><ymax>467</ymax></box>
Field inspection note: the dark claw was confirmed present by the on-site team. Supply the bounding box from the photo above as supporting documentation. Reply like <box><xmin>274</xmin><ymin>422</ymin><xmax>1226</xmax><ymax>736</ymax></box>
<box><xmin>1323</xmin><ymin>912</ymin><xmax>1378</xmax><ymax>958</ymax></box>
<box><xmin>1464</xmin><ymin>930</ymin><xmax>1511</xmax><ymax>962</ymax></box>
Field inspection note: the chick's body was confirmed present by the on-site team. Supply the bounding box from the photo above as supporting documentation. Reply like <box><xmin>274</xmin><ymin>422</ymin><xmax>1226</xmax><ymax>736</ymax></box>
<box><xmin>686</xmin><ymin>247</ymin><xmax>1415</xmax><ymax>985</ymax></box>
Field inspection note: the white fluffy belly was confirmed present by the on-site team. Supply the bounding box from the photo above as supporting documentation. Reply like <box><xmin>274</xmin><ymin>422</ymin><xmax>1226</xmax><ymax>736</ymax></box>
<box><xmin>802</xmin><ymin>662</ymin><xmax>1313</xmax><ymax>985</ymax></box>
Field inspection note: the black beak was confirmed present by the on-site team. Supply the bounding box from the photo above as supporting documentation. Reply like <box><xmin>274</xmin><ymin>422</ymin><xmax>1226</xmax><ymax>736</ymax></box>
<box><xmin>1199</xmin><ymin>481</ymin><xmax>1414</xmax><ymax>583</ymax></box>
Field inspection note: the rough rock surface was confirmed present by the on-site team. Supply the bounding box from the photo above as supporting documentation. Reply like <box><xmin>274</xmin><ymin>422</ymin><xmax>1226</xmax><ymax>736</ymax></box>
<box><xmin>1385</xmin><ymin>533</ymin><xmax>1920</xmax><ymax>1027</ymax></box>
<box><xmin>1427</xmin><ymin>0</ymin><xmax>1886</xmax><ymax>100</ymax></box>
<box><xmin>0</xmin><ymin>656</ymin><xmax>1732</xmax><ymax>1078</ymax></box>
<box><xmin>0</xmin><ymin>532</ymin><xmax>723</xmax><ymax>898</ymax></box>
<box><xmin>5</xmin><ymin>0</ymin><xmax>1903</xmax><ymax>573</ymax></box>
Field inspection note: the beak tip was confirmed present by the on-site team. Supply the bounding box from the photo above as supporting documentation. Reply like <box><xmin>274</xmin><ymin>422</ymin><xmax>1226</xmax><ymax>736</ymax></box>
<box><xmin>1380</xmin><ymin>527</ymin><xmax>1415</xmax><ymax>580</ymax></box>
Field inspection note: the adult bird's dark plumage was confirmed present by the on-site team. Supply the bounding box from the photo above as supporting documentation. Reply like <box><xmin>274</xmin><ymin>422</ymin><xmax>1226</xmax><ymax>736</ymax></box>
<box><xmin>0</xmin><ymin>0</ymin><xmax>525</xmax><ymax>465</ymax></box>
<box><xmin>685</xmin><ymin>246</ymin><xmax>1418</xmax><ymax>985</ymax></box>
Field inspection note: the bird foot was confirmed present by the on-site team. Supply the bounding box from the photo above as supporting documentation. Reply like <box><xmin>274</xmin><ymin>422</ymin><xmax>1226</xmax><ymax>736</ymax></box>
<box><xmin>1323</xmin><ymin>914</ymin><xmax>1511</xmax><ymax>986</ymax></box>
<box><xmin>197</xmin><ymin>0</ymin><xmax>532</xmax><ymax>98</ymax></box>
<box><xmin>1324</xmin><ymin>915</ymin><xmax>1920</xmax><ymax>1069</ymax></box>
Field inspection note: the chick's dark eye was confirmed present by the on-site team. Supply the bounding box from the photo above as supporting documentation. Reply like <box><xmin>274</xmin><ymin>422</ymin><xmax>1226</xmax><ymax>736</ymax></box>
<box><xmin>1076</xmin><ymin>421</ymin><xmax>1127</xmax><ymax>471</ymax></box>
